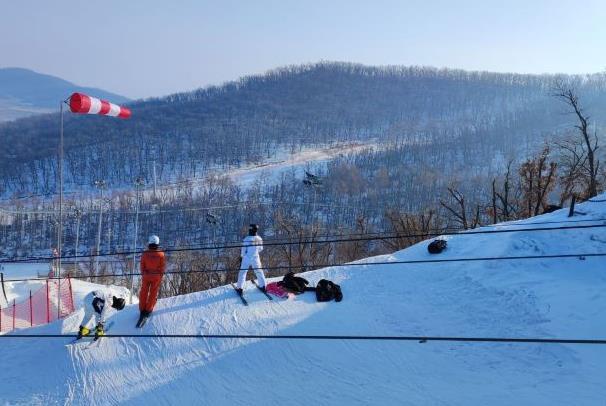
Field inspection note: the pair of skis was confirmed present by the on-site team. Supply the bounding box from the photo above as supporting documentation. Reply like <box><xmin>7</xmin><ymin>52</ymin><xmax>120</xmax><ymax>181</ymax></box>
<box><xmin>68</xmin><ymin>321</ymin><xmax>115</xmax><ymax>349</ymax></box>
<box><xmin>231</xmin><ymin>279</ymin><xmax>273</xmax><ymax>306</ymax></box>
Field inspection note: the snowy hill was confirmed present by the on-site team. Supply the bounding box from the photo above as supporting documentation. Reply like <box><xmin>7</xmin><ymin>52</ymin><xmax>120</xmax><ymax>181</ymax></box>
<box><xmin>1</xmin><ymin>196</ymin><xmax>606</xmax><ymax>405</ymax></box>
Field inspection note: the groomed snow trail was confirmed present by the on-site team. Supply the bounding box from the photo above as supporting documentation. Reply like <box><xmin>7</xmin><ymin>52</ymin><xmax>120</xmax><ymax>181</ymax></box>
<box><xmin>1</xmin><ymin>196</ymin><xmax>606</xmax><ymax>405</ymax></box>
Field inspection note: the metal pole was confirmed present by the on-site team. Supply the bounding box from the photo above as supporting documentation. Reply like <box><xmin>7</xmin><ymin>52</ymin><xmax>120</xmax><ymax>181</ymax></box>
<box><xmin>29</xmin><ymin>290</ymin><xmax>33</xmax><ymax>326</ymax></box>
<box><xmin>131</xmin><ymin>180</ymin><xmax>142</xmax><ymax>303</ymax></box>
<box><xmin>46</xmin><ymin>279</ymin><xmax>50</xmax><ymax>323</ymax></box>
<box><xmin>93</xmin><ymin>180</ymin><xmax>106</xmax><ymax>275</ymax></box>
<box><xmin>74</xmin><ymin>209</ymin><xmax>81</xmax><ymax>275</ymax></box>
<box><xmin>0</xmin><ymin>272</ymin><xmax>7</xmax><ymax>305</ymax></box>
<box><xmin>57</xmin><ymin>102</ymin><xmax>64</xmax><ymax>318</ymax></box>
<box><xmin>67</xmin><ymin>274</ymin><xmax>74</xmax><ymax>312</ymax></box>
<box><xmin>153</xmin><ymin>161</ymin><xmax>157</xmax><ymax>199</ymax></box>
<box><xmin>58</xmin><ymin>102</ymin><xmax>64</xmax><ymax>279</ymax></box>
<box><xmin>95</xmin><ymin>187</ymin><xmax>104</xmax><ymax>275</ymax></box>
<box><xmin>568</xmin><ymin>194</ymin><xmax>577</xmax><ymax>217</ymax></box>
<box><xmin>309</xmin><ymin>185</ymin><xmax>321</xmax><ymax>267</ymax></box>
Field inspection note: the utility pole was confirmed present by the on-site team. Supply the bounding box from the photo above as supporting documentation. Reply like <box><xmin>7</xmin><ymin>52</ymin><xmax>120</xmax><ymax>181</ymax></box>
<box><xmin>152</xmin><ymin>160</ymin><xmax>157</xmax><ymax>200</ymax></box>
<box><xmin>73</xmin><ymin>207</ymin><xmax>82</xmax><ymax>275</ymax></box>
<box><xmin>57</xmin><ymin>101</ymin><xmax>64</xmax><ymax>280</ymax></box>
<box><xmin>131</xmin><ymin>177</ymin><xmax>145</xmax><ymax>303</ymax></box>
<box><xmin>94</xmin><ymin>180</ymin><xmax>106</xmax><ymax>275</ymax></box>
<box><xmin>302</xmin><ymin>171</ymin><xmax>323</xmax><ymax>269</ymax></box>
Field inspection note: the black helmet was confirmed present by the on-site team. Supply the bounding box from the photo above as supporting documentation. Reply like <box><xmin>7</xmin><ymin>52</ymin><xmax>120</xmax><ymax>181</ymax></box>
<box><xmin>249</xmin><ymin>224</ymin><xmax>259</xmax><ymax>235</ymax></box>
<box><xmin>112</xmin><ymin>296</ymin><xmax>126</xmax><ymax>310</ymax></box>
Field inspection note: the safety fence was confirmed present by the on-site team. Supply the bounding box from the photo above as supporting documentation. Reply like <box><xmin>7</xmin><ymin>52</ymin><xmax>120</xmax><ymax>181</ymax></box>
<box><xmin>0</xmin><ymin>277</ymin><xmax>74</xmax><ymax>333</ymax></box>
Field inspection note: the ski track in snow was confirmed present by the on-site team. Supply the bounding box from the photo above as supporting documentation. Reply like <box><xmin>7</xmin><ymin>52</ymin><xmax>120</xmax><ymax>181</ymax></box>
<box><xmin>1</xmin><ymin>196</ymin><xmax>606</xmax><ymax>405</ymax></box>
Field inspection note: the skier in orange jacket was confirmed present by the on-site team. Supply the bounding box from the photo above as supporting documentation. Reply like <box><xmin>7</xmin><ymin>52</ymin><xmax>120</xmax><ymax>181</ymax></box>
<box><xmin>137</xmin><ymin>235</ymin><xmax>166</xmax><ymax>327</ymax></box>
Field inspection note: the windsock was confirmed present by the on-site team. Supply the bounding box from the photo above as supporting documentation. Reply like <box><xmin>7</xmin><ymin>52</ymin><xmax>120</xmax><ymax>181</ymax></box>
<box><xmin>68</xmin><ymin>92</ymin><xmax>131</xmax><ymax>119</ymax></box>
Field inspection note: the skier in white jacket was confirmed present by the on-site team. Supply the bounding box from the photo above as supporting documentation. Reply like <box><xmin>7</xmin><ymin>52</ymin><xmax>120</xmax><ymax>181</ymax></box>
<box><xmin>236</xmin><ymin>224</ymin><xmax>267</xmax><ymax>293</ymax></box>
<box><xmin>77</xmin><ymin>289</ymin><xmax>125</xmax><ymax>339</ymax></box>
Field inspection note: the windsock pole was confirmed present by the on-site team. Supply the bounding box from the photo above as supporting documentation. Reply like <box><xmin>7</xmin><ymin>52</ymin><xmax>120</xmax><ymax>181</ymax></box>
<box><xmin>56</xmin><ymin>92</ymin><xmax>131</xmax><ymax>287</ymax></box>
<box><xmin>58</xmin><ymin>101</ymin><xmax>64</xmax><ymax>280</ymax></box>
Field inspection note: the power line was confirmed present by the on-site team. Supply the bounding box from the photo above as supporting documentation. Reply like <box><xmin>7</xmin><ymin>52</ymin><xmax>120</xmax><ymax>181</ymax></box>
<box><xmin>155</xmin><ymin>218</ymin><xmax>606</xmax><ymax>252</ymax></box>
<box><xmin>0</xmin><ymin>200</ymin><xmax>357</xmax><ymax>216</ymax></box>
<box><xmin>2</xmin><ymin>223</ymin><xmax>605</xmax><ymax>265</ymax></box>
<box><xmin>2</xmin><ymin>333</ymin><xmax>606</xmax><ymax>345</ymax></box>
<box><xmin>5</xmin><ymin>251</ymin><xmax>604</xmax><ymax>283</ymax></box>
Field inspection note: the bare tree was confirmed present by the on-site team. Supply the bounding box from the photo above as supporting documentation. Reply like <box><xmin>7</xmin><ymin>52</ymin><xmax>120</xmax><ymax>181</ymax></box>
<box><xmin>489</xmin><ymin>160</ymin><xmax>522</xmax><ymax>223</ymax></box>
<box><xmin>383</xmin><ymin>209</ymin><xmax>442</xmax><ymax>251</ymax></box>
<box><xmin>335</xmin><ymin>216</ymin><xmax>373</xmax><ymax>262</ymax></box>
<box><xmin>440</xmin><ymin>187</ymin><xmax>481</xmax><ymax>230</ymax></box>
<box><xmin>519</xmin><ymin>146</ymin><xmax>557</xmax><ymax>216</ymax></box>
<box><xmin>553</xmin><ymin>81</ymin><xmax>601</xmax><ymax>198</ymax></box>
<box><xmin>556</xmin><ymin>135</ymin><xmax>586</xmax><ymax>205</ymax></box>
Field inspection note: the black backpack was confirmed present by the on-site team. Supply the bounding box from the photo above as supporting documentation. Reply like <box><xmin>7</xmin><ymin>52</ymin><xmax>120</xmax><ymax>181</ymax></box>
<box><xmin>428</xmin><ymin>239</ymin><xmax>447</xmax><ymax>254</ymax></box>
<box><xmin>279</xmin><ymin>272</ymin><xmax>310</xmax><ymax>294</ymax></box>
<box><xmin>315</xmin><ymin>279</ymin><xmax>343</xmax><ymax>302</ymax></box>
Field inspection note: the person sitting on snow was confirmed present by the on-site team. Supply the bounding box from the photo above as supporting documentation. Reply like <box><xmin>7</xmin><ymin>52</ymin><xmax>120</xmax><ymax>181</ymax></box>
<box><xmin>78</xmin><ymin>289</ymin><xmax>126</xmax><ymax>339</ymax></box>
<box><xmin>236</xmin><ymin>224</ymin><xmax>267</xmax><ymax>294</ymax></box>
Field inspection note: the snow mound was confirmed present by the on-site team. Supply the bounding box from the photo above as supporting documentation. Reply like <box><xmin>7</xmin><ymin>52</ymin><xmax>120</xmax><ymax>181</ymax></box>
<box><xmin>1</xmin><ymin>195</ymin><xmax>606</xmax><ymax>405</ymax></box>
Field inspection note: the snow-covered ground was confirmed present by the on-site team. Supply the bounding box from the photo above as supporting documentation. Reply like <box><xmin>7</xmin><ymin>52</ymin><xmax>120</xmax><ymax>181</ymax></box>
<box><xmin>222</xmin><ymin>142</ymin><xmax>377</xmax><ymax>189</ymax></box>
<box><xmin>0</xmin><ymin>261</ymin><xmax>131</xmax><ymax>310</ymax></box>
<box><xmin>137</xmin><ymin>141</ymin><xmax>378</xmax><ymax>198</ymax></box>
<box><xmin>1</xmin><ymin>196</ymin><xmax>605</xmax><ymax>405</ymax></box>
<box><xmin>0</xmin><ymin>141</ymin><xmax>377</xmax><ymax>206</ymax></box>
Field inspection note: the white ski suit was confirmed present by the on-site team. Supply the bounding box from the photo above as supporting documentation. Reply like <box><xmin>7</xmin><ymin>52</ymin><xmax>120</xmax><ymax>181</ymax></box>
<box><xmin>237</xmin><ymin>235</ymin><xmax>266</xmax><ymax>289</ymax></box>
<box><xmin>81</xmin><ymin>290</ymin><xmax>115</xmax><ymax>328</ymax></box>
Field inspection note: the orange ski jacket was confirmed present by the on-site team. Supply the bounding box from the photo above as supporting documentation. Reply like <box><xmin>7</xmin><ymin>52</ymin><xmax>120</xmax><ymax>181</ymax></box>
<box><xmin>140</xmin><ymin>249</ymin><xmax>166</xmax><ymax>276</ymax></box>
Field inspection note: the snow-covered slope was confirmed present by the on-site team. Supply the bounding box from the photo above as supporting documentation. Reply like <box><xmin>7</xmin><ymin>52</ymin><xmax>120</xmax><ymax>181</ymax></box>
<box><xmin>1</xmin><ymin>196</ymin><xmax>606</xmax><ymax>405</ymax></box>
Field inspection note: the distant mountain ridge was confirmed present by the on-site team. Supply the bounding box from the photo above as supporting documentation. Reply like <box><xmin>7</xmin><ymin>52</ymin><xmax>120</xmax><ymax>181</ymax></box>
<box><xmin>0</xmin><ymin>67</ymin><xmax>130</xmax><ymax>121</ymax></box>
<box><xmin>1</xmin><ymin>62</ymin><xmax>605</xmax><ymax>197</ymax></box>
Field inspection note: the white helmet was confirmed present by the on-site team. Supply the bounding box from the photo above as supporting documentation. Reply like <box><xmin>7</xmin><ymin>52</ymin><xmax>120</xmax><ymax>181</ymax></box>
<box><xmin>148</xmin><ymin>235</ymin><xmax>160</xmax><ymax>245</ymax></box>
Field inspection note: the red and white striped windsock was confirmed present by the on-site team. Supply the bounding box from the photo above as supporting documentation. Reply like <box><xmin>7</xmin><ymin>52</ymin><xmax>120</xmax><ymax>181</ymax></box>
<box><xmin>68</xmin><ymin>92</ymin><xmax>131</xmax><ymax>119</ymax></box>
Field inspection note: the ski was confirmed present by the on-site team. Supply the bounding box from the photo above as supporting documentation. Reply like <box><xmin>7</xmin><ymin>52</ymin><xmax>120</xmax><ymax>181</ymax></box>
<box><xmin>231</xmin><ymin>283</ymin><xmax>248</xmax><ymax>306</ymax></box>
<box><xmin>69</xmin><ymin>321</ymin><xmax>114</xmax><ymax>348</ymax></box>
<box><xmin>136</xmin><ymin>315</ymin><xmax>150</xmax><ymax>329</ymax></box>
<box><xmin>68</xmin><ymin>336</ymin><xmax>92</xmax><ymax>345</ymax></box>
<box><xmin>89</xmin><ymin>321</ymin><xmax>115</xmax><ymax>347</ymax></box>
<box><xmin>251</xmin><ymin>279</ymin><xmax>273</xmax><ymax>301</ymax></box>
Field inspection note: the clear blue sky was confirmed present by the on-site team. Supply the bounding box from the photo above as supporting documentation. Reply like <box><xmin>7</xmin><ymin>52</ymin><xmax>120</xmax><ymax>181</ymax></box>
<box><xmin>2</xmin><ymin>0</ymin><xmax>605</xmax><ymax>99</ymax></box>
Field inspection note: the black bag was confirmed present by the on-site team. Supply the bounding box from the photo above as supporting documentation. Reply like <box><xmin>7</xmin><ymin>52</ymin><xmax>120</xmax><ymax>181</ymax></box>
<box><xmin>279</xmin><ymin>272</ymin><xmax>310</xmax><ymax>294</ymax></box>
<box><xmin>315</xmin><ymin>279</ymin><xmax>343</xmax><ymax>302</ymax></box>
<box><xmin>428</xmin><ymin>239</ymin><xmax>447</xmax><ymax>254</ymax></box>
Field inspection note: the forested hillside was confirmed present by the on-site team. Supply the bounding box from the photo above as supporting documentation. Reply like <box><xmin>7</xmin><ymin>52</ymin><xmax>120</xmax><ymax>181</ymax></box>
<box><xmin>3</xmin><ymin>62</ymin><xmax>605</xmax><ymax>196</ymax></box>
<box><xmin>1</xmin><ymin>63</ymin><xmax>605</xmax><ymax>290</ymax></box>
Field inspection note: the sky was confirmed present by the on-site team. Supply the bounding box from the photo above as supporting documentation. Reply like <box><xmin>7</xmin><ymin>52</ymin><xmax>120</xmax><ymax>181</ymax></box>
<box><xmin>1</xmin><ymin>0</ymin><xmax>605</xmax><ymax>99</ymax></box>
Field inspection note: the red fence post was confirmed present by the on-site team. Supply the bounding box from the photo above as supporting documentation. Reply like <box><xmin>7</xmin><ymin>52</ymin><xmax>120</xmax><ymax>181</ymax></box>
<box><xmin>29</xmin><ymin>290</ymin><xmax>33</xmax><ymax>326</ymax></box>
<box><xmin>12</xmin><ymin>299</ymin><xmax>16</xmax><ymax>331</ymax></box>
<box><xmin>57</xmin><ymin>278</ymin><xmax>61</xmax><ymax>319</ymax></box>
<box><xmin>68</xmin><ymin>274</ymin><xmax>74</xmax><ymax>313</ymax></box>
<box><xmin>46</xmin><ymin>279</ymin><xmax>50</xmax><ymax>323</ymax></box>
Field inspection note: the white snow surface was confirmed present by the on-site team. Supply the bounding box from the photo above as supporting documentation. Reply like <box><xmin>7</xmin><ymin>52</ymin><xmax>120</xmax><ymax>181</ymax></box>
<box><xmin>1</xmin><ymin>196</ymin><xmax>606</xmax><ymax>405</ymax></box>
<box><xmin>0</xmin><ymin>265</ymin><xmax>131</xmax><ymax>311</ymax></box>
